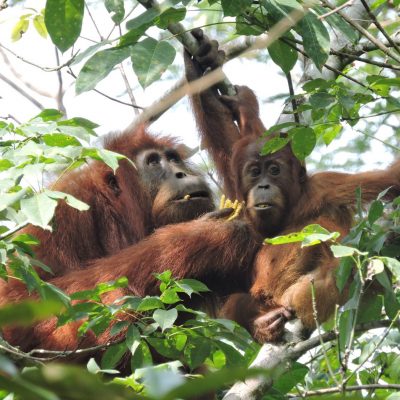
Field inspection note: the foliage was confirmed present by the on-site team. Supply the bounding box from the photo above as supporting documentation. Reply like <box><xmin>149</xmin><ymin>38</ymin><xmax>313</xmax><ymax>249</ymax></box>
<box><xmin>1</xmin><ymin>0</ymin><xmax>400</xmax><ymax>398</ymax></box>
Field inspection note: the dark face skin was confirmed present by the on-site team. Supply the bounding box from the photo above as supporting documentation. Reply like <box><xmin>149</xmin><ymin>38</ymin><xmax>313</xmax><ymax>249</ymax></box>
<box><xmin>241</xmin><ymin>142</ymin><xmax>303</xmax><ymax>237</ymax></box>
<box><xmin>136</xmin><ymin>147</ymin><xmax>214</xmax><ymax>227</ymax></box>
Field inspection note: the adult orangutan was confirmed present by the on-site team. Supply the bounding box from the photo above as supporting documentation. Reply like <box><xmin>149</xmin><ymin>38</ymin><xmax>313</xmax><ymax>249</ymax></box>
<box><xmin>185</xmin><ymin>29</ymin><xmax>400</xmax><ymax>341</ymax></box>
<box><xmin>1</xmin><ymin>211</ymin><xmax>260</xmax><ymax>352</ymax></box>
<box><xmin>21</xmin><ymin>124</ymin><xmax>215</xmax><ymax>278</ymax></box>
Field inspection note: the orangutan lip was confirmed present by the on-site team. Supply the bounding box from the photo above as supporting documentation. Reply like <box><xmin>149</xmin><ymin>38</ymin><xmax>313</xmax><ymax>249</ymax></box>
<box><xmin>176</xmin><ymin>191</ymin><xmax>210</xmax><ymax>201</ymax></box>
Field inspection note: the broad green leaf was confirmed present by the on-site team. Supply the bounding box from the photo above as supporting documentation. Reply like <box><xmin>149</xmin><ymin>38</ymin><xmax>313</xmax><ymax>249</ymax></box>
<box><xmin>131</xmin><ymin>341</ymin><xmax>153</xmax><ymax>370</ymax></box>
<box><xmin>126</xmin><ymin>324</ymin><xmax>141</xmax><ymax>353</ymax></box>
<box><xmin>264</xmin><ymin>121</ymin><xmax>298</xmax><ymax>134</ymax></box>
<box><xmin>268</xmin><ymin>36</ymin><xmax>298</xmax><ymax>74</ymax></box>
<box><xmin>42</xmin><ymin>133</ymin><xmax>81</xmax><ymax>147</ymax></box>
<box><xmin>160</xmin><ymin>289</ymin><xmax>181</xmax><ymax>304</ymax></box>
<box><xmin>380</xmin><ymin>257</ymin><xmax>400</xmax><ymax>280</ymax></box>
<box><xmin>366</xmin><ymin>258</ymin><xmax>385</xmax><ymax>280</ymax></box>
<box><xmin>302</xmin><ymin>78</ymin><xmax>334</xmax><ymax>92</ymax></box>
<box><xmin>0</xmin><ymin>300</ymin><xmax>63</xmax><ymax>327</ymax></box>
<box><xmin>33</xmin><ymin>109</ymin><xmax>64</xmax><ymax>121</ymax></box>
<box><xmin>156</xmin><ymin>7</ymin><xmax>186</xmax><ymax>29</ymax></box>
<box><xmin>105</xmin><ymin>0</ymin><xmax>125</xmax><ymax>24</ymax></box>
<box><xmin>368</xmin><ymin>200</ymin><xmax>384</xmax><ymax>225</ymax></box>
<box><xmin>313</xmin><ymin>5</ymin><xmax>358</xmax><ymax>43</ymax></box>
<box><xmin>71</xmin><ymin>41</ymin><xmax>112</xmax><ymax>65</ymax></box>
<box><xmin>20</xmin><ymin>193</ymin><xmax>58</xmax><ymax>229</ymax></box>
<box><xmin>297</xmin><ymin>13</ymin><xmax>330</xmax><ymax>71</ymax></box>
<box><xmin>221</xmin><ymin>0</ymin><xmax>253</xmax><ymax>16</ymax></box>
<box><xmin>45</xmin><ymin>0</ymin><xmax>84</xmax><ymax>52</ymax></box>
<box><xmin>331</xmin><ymin>245</ymin><xmax>362</xmax><ymax>258</ymax></box>
<box><xmin>184</xmin><ymin>337</ymin><xmax>211</xmax><ymax>369</ymax></box>
<box><xmin>266</xmin><ymin>224</ymin><xmax>339</xmax><ymax>246</ymax></box>
<box><xmin>44</xmin><ymin>190</ymin><xmax>89</xmax><ymax>211</ymax></box>
<box><xmin>261</xmin><ymin>135</ymin><xmax>290</xmax><ymax>155</ymax></box>
<box><xmin>131</xmin><ymin>38</ymin><xmax>176</xmax><ymax>89</ymax></box>
<box><xmin>176</xmin><ymin>279</ymin><xmax>210</xmax><ymax>294</ymax></box>
<box><xmin>76</xmin><ymin>47</ymin><xmax>132</xmax><ymax>94</ymax></box>
<box><xmin>0</xmin><ymin>159</ymin><xmax>14</xmax><ymax>171</ymax></box>
<box><xmin>101</xmin><ymin>342</ymin><xmax>127</xmax><ymax>369</ymax></box>
<box><xmin>81</xmin><ymin>148</ymin><xmax>124</xmax><ymax>172</ymax></box>
<box><xmin>137</xmin><ymin>296</ymin><xmax>164</xmax><ymax>311</ymax></box>
<box><xmin>336</xmin><ymin>257</ymin><xmax>353</xmax><ymax>293</ymax></box>
<box><xmin>309</xmin><ymin>92</ymin><xmax>335</xmax><ymax>109</ymax></box>
<box><xmin>153</xmin><ymin>308</ymin><xmax>178</xmax><ymax>331</ymax></box>
<box><xmin>290</xmin><ymin>127</ymin><xmax>316</xmax><ymax>160</ymax></box>
<box><xmin>126</xmin><ymin>8</ymin><xmax>160</xmax><ymax>30</ymax></box>
<box><xmin>272</xmin><ymin>362</ymin><xmax>308</xmax><ymax>394</ymax></box>
<box><xmin>263</xmin><ymin>0</ymin><xmax>303</xmax><ymax>20</ymax></box>
<box><xmin>314</xmin><ymin>123</ymin><xmax>342</xmax><ymax>145</ymax></box>
<box><xmin>236</xmin><ymin>15</ymin><xmax>265</xmax><ymax>36</ymax></box>
<box><xmin>58</xmin><ymin>117</ymin><xmax>99</xmax><ymax>130</ymax></box>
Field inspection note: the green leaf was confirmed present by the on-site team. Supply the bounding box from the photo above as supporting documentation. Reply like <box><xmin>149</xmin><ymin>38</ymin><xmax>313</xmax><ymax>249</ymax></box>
<box><xmin>126</xmin><ymin>8</ymin><xmax>159</xmax><ymax>30</ymax></box>
<box><xmin>126</xmin><ymin>324</ymin><xmax>141</xmax><ymax>353</ymax></box>
<box><xmin>221</xmin><ymin>0</ymin><xmax>252</xmax><ymax>16</ymax></box>
<box><xmin>76</xmin><ymin>47</ymin><xmax>132</xmax><ymax>94</ymax></box>
<box><xmin>184</xmin><ymin>337</ymin><xmax>211</xmax><ymax>369</ymax></box>
<box><xmin>176</xmin><ymin>279</ymin><xmax>210</xmax><ymax>294</ymax></box>
<box><xmin>336</xmin><ymin>257</ymin><xmax>353</xmax><ymax>293</ymax></box>
<box><xmin>0</xmin><ymin>300</ymin><xmax>64</xmax><ymax>327</ymax></box>
<box><xmin>260</xmin><ymin>135</ymin><xmax>290</xmax><ymax>155</ymax></box>
<box><xmin>101</xmin><ymin>342</ymin><xmax>127</xmax><ymax>369</ymax></box>
<box><xmin>266</xmin><ymin>224</ymin><xmax>339</xmax><ymax>246</ymax></box>
<box><xmin>290</xmin><ymin>127</ymin><xmax>316</xmax><ymax>160</ymax></box>
<box><xmin>44</xmin><ymin>0</ymin><xmax>84</xmax><ymax>52</ymax></box>
<box><xmin>33</xmin><ymin>15</ymin><xmax>47</xmax><ymax>38</ymax></box>
<box><xmin>42</xmin><ymin>133</ymin><xmax>81</xmax><ymax>147</ymax></box>
<box><xmin>20</xmin><ymin>193</ymin><xmax>58</xmax><ymax>230</ymax></box>
<box><xmin>268</xmin><ymin>36</ymin><xmax>298</xmax><ymax>74</ymax></box>
<box><xmin>34</xmin><ymin>109</ymin><xmax>64</xmax><ymax>121</ymax></box>
<box><xmin>366</xmin><ymin>258</ymin><xmax>385</xmax><ymax>280</ymax></box>
<box><xmin>0</xmin><ymin>159</ymin><xmax>14</xmax><ymax>171</ymax></box>
<box><xmin>302</xmin><ymin>78</ymin><xmax>334</xmax><ymax>92</ymax></box>
<box><xmin>309</xmin><ymin>92</ymin><xmax>336</xmax><ymax>109</ymax></box>
<box><xmin>263</xmin><ymin>0</ymin><xmax>303</xmax><ymax>19</ymax></box>
<box><xmin>131</xmin><ymin>341</ymin><xmax>153</xmax><ymax>370</ymax></box>
<box><xmin>131</xmin><ymin>38</ymin><xmax>176</xmax><ymax>89</ymax></box>
<box><xmin>137</xmin><ymin>296</ymin><xmax>164</xmax><ymax>311</ymax></box>
<box><xmin>314</xmin><ymin>123</ymin><xmax>343</xmax><ymax>145</ymax></box>
<box><xmin>11</xmin><ymin>18</ymin><xmax>29</xmax><ymax>41</ymax></box>
<box><xmin>380</xmin><ymin>257</ymin><xmax>400</xmax><ymax>280</ymax></box>
<box><xmin>105</xmin><ymin>0</ymin><xmax>125</xmax><ymax>24</ymax></box>
<box><xmin>45</xmin><ymin>190</ymin><xmax>89</xmax><ymax>211</ymax></box>
<box><xmin>313</xmin><ymin>5</ymin><xmax>358</xmax><ymax>43</ymax></box>
<box><xmin>160</xmin><ymin>289</ymin><xmax>181</xmax><ymax>304</ymax></box>
<box><xmin>153</xmin><ymin>308</ymin><xmax>178</xmax><ymax>331</ymax></box>
<box><xmin>297</xmin><ymin>12</ymin><xmax>330</xmax><ymax>71</ymax></box>
<box><xmin>156</xmin><ymin>7</ymin><xmax>186</xmax><ymax>29</ymax></box>
<box><xmin>81</xmin><ymin>148</ymin><xmax>124</xmax><ymax>172</ymax></box>
<box><xmin>331</xmin><ymin>245</ymin><xmax>361</xmax><ymax>258</ymax></box>
<box><xmin>368</xmin><ymin>200</ymin><xmax>384</xmax><ymax>225</ymax></box>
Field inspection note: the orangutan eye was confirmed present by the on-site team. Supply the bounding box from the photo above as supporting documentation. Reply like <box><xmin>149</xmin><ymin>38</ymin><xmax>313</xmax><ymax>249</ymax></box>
<box><xmin>166</xmin><ymin>151</ymin><xmax>181</xmax><ymax>164</ymax></box>
<box><xmin>147</xmin><ymin>153</ymin><xmax>160</xmax><ymax>166</ymax></box>
<box><xmin>249</xmin><ymin>166</ymin><xmax>261</xmax><ymax>177</ymax></box>
<box><xmin>268</xmin><ymin>164</ymin><xmax>280</xmax><ymax>176</ymax></box>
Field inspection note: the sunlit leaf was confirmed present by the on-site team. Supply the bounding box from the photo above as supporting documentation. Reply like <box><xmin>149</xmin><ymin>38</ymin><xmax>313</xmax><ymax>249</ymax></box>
<box><xmin>44</xmin><ymin>0</ymin><xmax>84</xmax><ymax>52</ymax></box>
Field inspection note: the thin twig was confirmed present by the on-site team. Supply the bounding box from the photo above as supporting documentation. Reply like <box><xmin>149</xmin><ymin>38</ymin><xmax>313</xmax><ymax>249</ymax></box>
<box><xmin>330</xmin><ymin>49</ymin><xmax>400</xmax><ymax>71</ymax></box>
<box><xmin>0</xmin><ymin>72</ymin><xmax>44</xmax><ymax>110</ymax></box>
<box><xmin>343</xmin><ymin>108</ymin><xmax>400</xmax><ymax>121</ymax></box>
<box><xmin>321</xmin><ymin>0</ymin><xmax>400</xmax><ymax>64</ymax></box>
<box><xmin>359</xmin><ymin>0</ymin><xmax>400</xmax><ymax>54</ymax></box>
<box><xmin>0</xmin><ymin>43</ymin><xmax>78</xmax><ymax>72</ymax></box>
<box><xmin>286</xmin><ymin>72</ymin><xmax>299</xmax><ymax>124</ymax></box>
<box><xmin>66</xmin><ymin>69</ymin><xmax>144</xmax><ymax>109</ymax></box>
<box><xmin>318</xmin><ymin>0</ymin><xmax>354</xmax><ymax>20</ymax></box>
<box><xmin>85</xmin><ymin>3</ymin><xmax>104</xmax><ymax>41</ymax></box>
<box><xmin>280</xmin><ymin>37</ymin><xmax>370</xmax><ymax>89</ymax></box>
<box><xmin>344</xmin><ymin>311</ymin><xmax>400</xmax><ymax>385</ymax></box>
<box><xmin>54</xmin><ymin>47</ymin><xmax>66</xmax><ymax>115</ymax></box>
<box><xmin>289</xmin><ymin>384</ymin><xmax>400</xmax><ymax>398</ymax></box>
